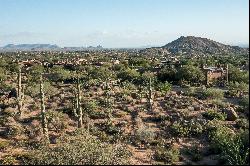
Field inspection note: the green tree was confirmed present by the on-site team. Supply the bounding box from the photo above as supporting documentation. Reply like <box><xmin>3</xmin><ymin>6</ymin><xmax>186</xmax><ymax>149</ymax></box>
<box><xmin>177</xmin><ymin>65</ymin><xmax>205</xmax><ymax>85</ymax></box>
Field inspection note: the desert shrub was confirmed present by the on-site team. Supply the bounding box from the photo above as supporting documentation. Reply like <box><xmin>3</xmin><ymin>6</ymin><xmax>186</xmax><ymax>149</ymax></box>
<box><xmin>0</xmin><ymin>82</ymin><xmax>13</xmax><ymax>92</ymax></box>
<box><xmin>0</xmin><ymin>155</ymin><xmax>16</xmax><ymax>165</ymax></box>
<box><xmin>89</xmin><ymin>126</ymin><xmax>111</xmax><ymax>142</ymax></box>
<box><xmin>26</xmin><ymin>81</ymin><xmax>58</xmax><ymax>98</ymax></box>
<box><xmin>235</xmin><ymin>119</ymin><xmax>249</xmax><ymax>129</ymax></box>
<box><xmin>186</xmin><ymin>145</ymin><xmax>203</xmax><ymax>162</ymax></box>
<box><xmin>154</xmin><ymin>144</ymin><xmax>180</xmax><ymax>163</ymax></box>
<box><xmin>83</xmin><ymin>100</ymin><xmax>98</xmax><ymax>112</ymax></box>
<box><xmin>177</xmin><ymin>65</ymin><xmax>205</xmax><ymax>85</ymax></box>
<box><xmin>5</xmin><ymin>124</ymin><xmax>24</xmax><ymax>138</ymax></box>
<box><xmin>134</xmin><ymin>125</ymin><xmax>156</xmax><ymax>146</ymax></box>
<box><xmin>25</xmin><ymin>120</ymin><xmax>43</xmax><ymax>139</ymax></box>
<box><xmin>45</xmin><ymin>110</ymin><xmax>69</xmax><ymax>132</ymax></box>
<box><xmin>0</xmin><ymin>67</ymin><xmax>7</xmax><ymax>82</ymax></box>
<box><xmin>227</xmin><ymin>81</ymin><xmax>249</xmax><ymax>97</ymax></box>
<box><xmin>210</xmin><ymin>99</ymin><xmax>230</xmax><ymax>109</ymax></box>
<box><xmin>21</xmin><ymin>129</ymin><xmax>130</xmax><ymax>165</ymax></box>
<box><xmin>239</xmin><ymin>96</ymin><xmax>249</xmax><ymax>115</ymax></box>
<box><xmin>88</xmin><ymin>110</ymin><xmax>107</xmax><ymax>119</ymax></box>
<box><xmin>47</xmin><ymin>66</ymin><xmax>72</xmax><ymax>83</ymax></box>
<box><xmin>170</xmin><ymin>120</ymin><xmax>203</xmax><ymax>137</ymax></box>
<box><xmin>201</xmin><ymin>88</ymin><xmax>224</xmax><ymax>100</ymax></box>
<box><xmin>228</xmin><ymin>65</ymin><xmax>249</xmax><ymax>84</ymax></box>
<box><xmin>117</xmin><ymin>69</ymin><xmax>140</xmax><ymax>84</ymax></box>
<box><xmin>0</xmin><ymin>140</ymin><xmax>10</xmax><ymax>150</ymax></box>
<box><xmin>0</xmin><ymin>116</ymin><xmax>16</xmax><ymax>127</ymax></box>
<box><xmin>2</xmin><ymin>107</ymin><xmax>17</xmax><ymax>117</ymax></box>
<box><xmin>207</xmin><ymin>123</ymin><xmax>249</xmax><ymax>165</ymax></box>
<box><xmin>202</xmin><ymin>109</ymin><xmax>226</xmax><ymax>121</ymax></box>
<box><xmin>184</xmin><ymin>86</ymin><xmax>197</xmax><ymax>96</ymax></box>
<box><xmin>146</xmin><ymin>113</ymin><xmax>169</xmax><ymax>123</ymax></box>
<box><xmin>155</xmin><ymin>81</ymin><xmax>172</xmax><ymax>93</ymax></box>
<box><xmin>170</xmin><ymin>122</ymin><xmax>189</xmax><ymax>137</ymax></box>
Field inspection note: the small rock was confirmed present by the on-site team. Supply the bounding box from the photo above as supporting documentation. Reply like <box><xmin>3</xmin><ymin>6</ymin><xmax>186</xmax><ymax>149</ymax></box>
<box><xmin>140</xmin><ymin>98</ymin><xmax>147</xmax><ymax>103</ymax></box>
<box><xmin>222</xmin><ymin>107</ymin><xmax>238</xmax><ymax>121</ymax></box>
<box><xmin>188</xmin><ymin>106</ymin><xmax>195</xmax><ymax>111</ymax></box>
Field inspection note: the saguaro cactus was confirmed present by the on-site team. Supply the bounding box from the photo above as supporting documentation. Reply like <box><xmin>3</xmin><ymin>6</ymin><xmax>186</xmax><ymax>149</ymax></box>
<box><xmin>40</xmin><ymin>74</ymin><xmax>49</xmax><ymax>139</ymax></box>
<box><xmin>72</xmin><ymin>76</ymin><xmax>83</xmax><ymax>128</ymax></box>
<box><xmin>226</xmin><ymin>64</ymin><xmax>229</xmax><ymax>84</ymax></box>
<box><xmin>147</xmin><ymin>78</ymin><xmax>153</xmax><ymax>112</ymax></box>
<box><xmin>105</xmin><ymin>79</ymin><xmax>111</xmax><ymax>107</ymax></box>
<box><xmin>17</xmin><ymin>65</ymin><xmax>23</xmax><ymax>116</ymax></box>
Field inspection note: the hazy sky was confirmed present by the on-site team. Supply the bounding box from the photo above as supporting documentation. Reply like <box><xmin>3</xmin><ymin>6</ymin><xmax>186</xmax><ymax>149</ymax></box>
<box><xmin>0</xmin><ymin>0</ymin><xmax>249</xmax><ymax>48</ymax></box>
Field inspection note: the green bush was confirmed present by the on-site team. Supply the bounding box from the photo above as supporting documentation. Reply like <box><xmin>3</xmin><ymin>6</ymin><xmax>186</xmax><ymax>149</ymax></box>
<box><xmin>207</xmin><ymin>124</ymin><xmax>249</xmax><ymax>165</ymax></box>
<box><xmin>154</xmin><ymin>144</ymin><xmax>180</xmax><ymax>163</ymax></box>
<box><xmin>21</xmin><ymin>129</ymin><xmax>130</xmax><ymax>165</ymax></box>
<box><xmin>201</xmin><ymin>88</ymin><xmax>224</xmax><ymax>100</ymax></box>
<box><xmin>155</xmin><ymin>81</ymin><xmax>172</xmax><ymax>93</ymax></box>
<box><xmin>0</xmin><ymin>140</ymin><xmax>10</xmax><ymax>150</ymax></box>
<box><xmin>0</xmin><ymin>155</ymin><xmax>16</xmax><ymax>165</ymax></box>
<box><xmin>5</xmin><ymin>124</ymin><xmax>24</xmax><ymax>138</ymax></box>
<box><xmin>83</xmin><ymin>100</ymin><xmax>98</xmax><ymax>113</ymax></box>
<box><xmin>236</xmin><ymin>119</ymin><xmax>249</xmax><ymax>129</ymax></box>
<box><xmin>26</xmin><ymin>81</ymin><xmax>58</xmax><ymax>98</ymax></box>
<box><xmin>239</xmin><ymin>96</ymin><xmax>249</xmax><ymax>115</ymax></box>
<box><xmin>2</xmin><ymin>107</ymin><xmax>18</xmax><ymax>117</ymax></box>
<box><xmin>170</xmin><ymin>120</ymin><xmax>203</xmax><ymax>137</ymax></box>
<box><xmin>45</xmin><ymin>110</ymin><xmax>69</xmax><ymax>132</ymax></box>
<box><xmin>184</xmin><ymin>86</ymin><xmax>197</xmax><ymax>96</ymax></box>
<box><xmin>210</xmin><ymin>99</ymin><xmax>230</xmax><ymax>109</ymax></box>
<box><xmin>134</xmin><ymin>125</ymin><xmax>156</xmax><ymax>145</ymax></box>
<box><xmin>202</xmin><ymin>109</ymin><xmax>226</xmax><ymax>120</ymax></box>
<box><xmin>186</xmin><ymin>145</ymin><xmax>203</xmax><ymax>162</ymax></box>
<box><xmin>170</xmin><ymin>122</ymin><xmax>189</xmax><ymax>137</ymax></box>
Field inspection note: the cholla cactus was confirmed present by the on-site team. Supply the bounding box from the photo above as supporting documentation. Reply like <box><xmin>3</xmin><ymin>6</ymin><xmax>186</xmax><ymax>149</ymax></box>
<box><xmin>40</xmin><ymin>74</ymin><xmax>49</xmax><ymax>139</ymax></box>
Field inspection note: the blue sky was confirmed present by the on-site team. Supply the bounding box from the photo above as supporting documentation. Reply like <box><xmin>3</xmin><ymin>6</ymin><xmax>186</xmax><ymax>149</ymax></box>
<box><xmin>0</xmin><ymin>0</ymin><xmax>249</xmax><ymax>48</ymax></box>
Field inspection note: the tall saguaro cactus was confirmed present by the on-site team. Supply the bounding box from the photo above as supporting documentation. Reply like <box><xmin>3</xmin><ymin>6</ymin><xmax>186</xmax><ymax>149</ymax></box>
<box><xmin>17</xmin><ymin>65</ymin><xmax>23</xmax><ymax>116</ymax></box>
<box><xmin>72</xmin><ymin>76</ymin><xmax>83</xmax><ymax>128</ymax></box>
<box><xmin>105</xmin><ymin>79</ymin><xmax>111</xmax><ymax>107</ymax></box>
<box><xmin>147</xmin><ymin>78</ymin><xmax>153</xmax><ymax>112</ymax></box>
<box><xmin>226</xmin><ymin>64</ymin><xmax>229</xmax><ymax>84</ymax></box>
<box><xmin>40</xmin><ymin>74</ymin><xmax>49</xmax><ymax>139</ymax></box>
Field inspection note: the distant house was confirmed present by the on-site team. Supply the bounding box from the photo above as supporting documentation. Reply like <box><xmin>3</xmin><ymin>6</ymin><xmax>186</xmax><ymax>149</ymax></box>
<box><xmin>202</xmin><ymin>66</ymin><xmax>227</xmax><ymax>85</ymax></box>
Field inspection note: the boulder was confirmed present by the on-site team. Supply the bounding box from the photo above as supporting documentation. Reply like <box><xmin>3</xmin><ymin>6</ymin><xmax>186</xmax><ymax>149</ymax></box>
<box><xmin>222</xmin><ymin>107</ymin><xmax>238</xmax><ymax>121</ymax></box>
<box><xmin>193</xmin><ymin>105</ymin><xmax>203</xmax><ymax>111</ymax></box>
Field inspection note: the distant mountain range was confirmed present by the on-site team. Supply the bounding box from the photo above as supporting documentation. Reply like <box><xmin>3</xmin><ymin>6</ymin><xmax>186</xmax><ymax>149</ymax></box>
<box><xmin>0</xmin><ymin>37</ymin><xmax>248</xmax><ymax>55</ymax></box>
<box><xmin>157</xmin><ymin>36</ymin><xmax>249</xmax><ymax>55</ymax></box>
<box><xmin>0</xmin><ymin>44</ymin><xmax>103</xmax><ymax>51</ymax></box>
<box><xmin>1</xmin><ymin>44</ymin><xmax>60</xmax><ymax>51</ymax></box>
